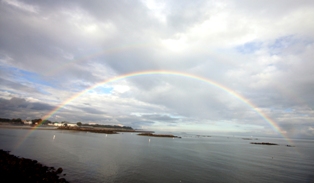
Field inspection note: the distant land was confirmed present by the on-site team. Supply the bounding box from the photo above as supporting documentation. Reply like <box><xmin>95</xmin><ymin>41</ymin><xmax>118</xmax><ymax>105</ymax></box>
<box><xmin>0</xmin><ymin>117</ymin><xmax>298</xmax><ymax>144</ymax></box>
<box><xmin>0</xmin><ymin>117</ymin><xmax>184</xmax><ymax>138</ymax></box>
<box><xmin>138</xmin><ymin>133</ymin><xmax>181</xmax><ymax>138</ymax></box>
<box><xmin>57</xmin><ymin>126</ymin><xmax>135</xmax><ymax>134</ymax></box>
<box><xmin>0</xmin><ymin>117</ymin><xmax>133</xmax><ymax>130</ymax></box>
<box><xmin>250</xmin><ymin>142</ymin><xmax>278</xmax><ymax>145</ymax></box>
<box><xmin>0</xmin><ymin>117</ymin><xmax>157</xmax><ymax>135</ymax></box>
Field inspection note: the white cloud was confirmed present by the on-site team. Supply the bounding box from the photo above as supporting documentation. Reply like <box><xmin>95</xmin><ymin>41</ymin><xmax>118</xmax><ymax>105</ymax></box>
<box><xmin>2</xmin><ymin>0</ymin><xmax>39</xmax><ymax>13</ymax></box>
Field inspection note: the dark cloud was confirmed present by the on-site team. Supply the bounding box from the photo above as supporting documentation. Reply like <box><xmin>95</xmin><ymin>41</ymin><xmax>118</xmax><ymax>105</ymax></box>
<box><xmin>141</xmin><ymin>114</ymin><xmax>178</xmax><ymax>122</ymax></box>
<box><xmin>0</xmin><ymin>78</ymin><xmax>38</xmax><ymax>93</ymax></box>
<box><xmin>77</xmin><ymin>107</ymin><xmax>105</xmax><ymax>115</ymax></box>
<box><xmin>0</xmin><ymin>97</ymin><xmax>55</xmax><ymax>119</ymax></box>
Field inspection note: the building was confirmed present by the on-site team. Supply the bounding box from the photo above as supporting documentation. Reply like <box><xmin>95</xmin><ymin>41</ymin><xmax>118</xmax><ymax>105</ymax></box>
<box><xmin>23</xmin><ymin>120</ymin><xmax>32</xmax><ymax>125</ymax></box>
<box><xmin>47</xmin><ymin>122</ymin><xmax>64</xmax><ymax>126</ymax></box>
<box><xmin>47</xmin><ymin>122</ymin><xmax>77</xmax><ymax>127</ymax></box>
<box><xmin>67</xmin><ymin>123</ymin><xmax>78</xmax><ymax>127</ymax></box>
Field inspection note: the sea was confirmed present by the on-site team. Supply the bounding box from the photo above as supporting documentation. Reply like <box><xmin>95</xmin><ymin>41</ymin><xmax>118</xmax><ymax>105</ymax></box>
<box><xmin>0</xmin><ymin>128</ymin><xmax>313</xmax><ymax>183</ymax></box>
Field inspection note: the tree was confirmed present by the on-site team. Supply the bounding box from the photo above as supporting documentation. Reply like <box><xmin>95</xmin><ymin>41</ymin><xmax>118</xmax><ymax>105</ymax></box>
<box><xmin>32</xmin><ymin>118</ymin><xmax>42</xmax><ymax>125</ymax></box>
<box><xmin>11</xmin><ymin>118</ymin><xmax>22</xmax><ymax>123</ymax></box>
<box><xmin>41</xmin><ymin>120</ymin><xmax>51</xmax><ymax>125</ymax></box>
<box><xmin>77</xmin><ymin>122</ymin><xmax>82</xmax><ymax>127</ymax></box>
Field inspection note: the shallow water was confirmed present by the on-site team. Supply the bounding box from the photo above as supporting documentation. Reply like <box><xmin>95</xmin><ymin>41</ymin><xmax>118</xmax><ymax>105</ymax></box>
<box><xmin>0</xmin><ymin>128</ymin><xmax>313</xmax><ymax>183</ymax></box>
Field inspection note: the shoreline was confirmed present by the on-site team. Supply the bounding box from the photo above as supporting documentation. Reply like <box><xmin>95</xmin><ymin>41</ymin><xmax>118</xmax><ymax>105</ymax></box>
<box><xmin>0</xmin><ymin>149</ymin><xmax>68</xmax><ymax>183</ymax></box>
<box><xmin>57</xmin><ymin>126</ymin><xmax>118</xmax><ymax>134</ymax></box>
<box><xmin>0</xmin><ymin>124</ymin><xmax>58</xmax><ymax>130</ymax></box>
<box><xmin>0</xmin><ymin>125</ymin><xmax>178</xmax><ymax>138</ymax></box>
<box><xmin>0</xmin><ymin>124</ymin><xmax>154</xmax><ymax>134</ymax></box>
<box><xmin>57</xmin><ymin>126</ymin><xmax>155</xmax><ymax>134</ymax></box>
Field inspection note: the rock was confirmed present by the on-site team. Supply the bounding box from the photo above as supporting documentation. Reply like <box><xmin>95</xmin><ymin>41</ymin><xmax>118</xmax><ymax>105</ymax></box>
<box><xmin>250</xmin><ymin>142</ymin><xmax>278</xmax><ymax>145</ymax></box>
<box><xmin>0</xmin><ymin>149</ymin><xmax>69</xmax><ymax>183</ymax></box>
<box><xmin>56</xmin><ymin>167</ymin><xmax>63</xmax><ymax>174</ymax></box>
<box><xmin>138</xmin><ymin>133</ymin><xmax>181</xmax><ymax>138</ymax></box>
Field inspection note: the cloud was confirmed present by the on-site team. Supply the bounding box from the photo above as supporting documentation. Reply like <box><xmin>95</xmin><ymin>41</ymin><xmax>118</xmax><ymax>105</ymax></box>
<box><xmin>2</xmin><ymin>0</ymin><xmax>39</xmax><ymax>14</ymax></box>
<box><xmin>0</xmin><ymin>97</ymin><xmax>55</xmax><ymax>119</ymax></box>
<box><xmin>77</xmin><ymin>107</ymin><xmax>105</xmax><ymax>115</ymax></box>
<box><xmin>141</xmin><ymin>114</ymin><xmax>179</xmax><ymax>122</ymax></box>
<box><xmin>0</xmin><ymin>0</ymin><xmax>314</xmax><ymax>138</ymax></box>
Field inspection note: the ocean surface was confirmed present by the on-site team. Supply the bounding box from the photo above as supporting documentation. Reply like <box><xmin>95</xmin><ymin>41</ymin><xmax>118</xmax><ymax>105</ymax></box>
<box><xmin>0</xmin><ymin>128</ymin><xmax>313</xmax><ymax>183</ymax></box>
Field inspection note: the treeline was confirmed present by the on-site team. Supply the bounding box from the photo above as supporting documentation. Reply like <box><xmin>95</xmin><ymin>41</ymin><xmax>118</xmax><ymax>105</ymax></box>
<box><xmin>0</xmin><ymin>118</ymin><xmax>51</xmax><ymax>125</ymax></box>
<box><xmin>0</xmin><ymin>118</ymin><xmax>23</xmax><ymax>123</ymax></box>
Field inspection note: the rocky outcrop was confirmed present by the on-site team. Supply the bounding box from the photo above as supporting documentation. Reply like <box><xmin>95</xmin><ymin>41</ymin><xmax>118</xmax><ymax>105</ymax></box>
<box><xmin>0</xmin><ymin>149</ymin><xmax>68</xmax><ymax>183</ymax></box>
<box><xmin>138</xmin><ymin>133</ymin><xmax>181</xmax><ymax>138</ymax></box>
<box><xmin>242</xmin><ymin>138</ymin><xmax>258</xmax><ymax>140</ymax></box>
<box><xmin>250</xmin><ymin>142</ymin><xmax>278</xmax><ymax>145</ymax></box>
<box><xmin>58</xmin><ymin>126</ymin><xmax>118</xmax><ymax>134</ymax></box>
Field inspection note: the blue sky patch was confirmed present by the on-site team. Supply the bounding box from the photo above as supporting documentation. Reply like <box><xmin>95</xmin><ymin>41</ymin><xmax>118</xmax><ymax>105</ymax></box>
<box><xmin>269</xmin><ymin>35</ymin><xmax>294</xmax><ymax>50</ymax></box>
<box><xmin>19</xmin><ymin>69</ymin><xmax>50</xmax><ymax>85</ymax></box>
<box><xmin>284</xmin><ymin>108</ymin><xmax>293</xmax><ymax>113</ymax></box>
<box><xmin>1</xmin><ymin>66</ymin><xmax>56</xmax><ymax>88</ymax></box>
<box><xmin>236</xmin><ymin>41</ymin><xmax>262</xmax><ymax>54</ymax></box>
<box><xmin>91</xmin><ymin>86</ymin><xmax>113</xmax><ymax>94</ymax></box>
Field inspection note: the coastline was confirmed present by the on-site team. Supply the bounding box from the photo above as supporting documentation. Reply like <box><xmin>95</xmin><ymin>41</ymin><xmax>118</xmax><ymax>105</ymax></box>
<box><xmin>0</xmin><ymin>124</ymin><xmax>181</xmax><ymax>139</ymax></box>
<box><xmin>57</xmin><ymin>126</ymin><xmax>156</xmax><ymax>134</ymax></box>
<box><xmin>57</xmin><ymin>126</ymin><xmax>118</xmax><ymax>134</ymax></box>
<box><xmin>0</xmin><ymin>149</ymin><xmax>68</xmax><ymax>183</ymax></box>
<box><xmin>0</xmin><ymin>124</ymin><xmax>58</xmax><ymax>130</ymax></box>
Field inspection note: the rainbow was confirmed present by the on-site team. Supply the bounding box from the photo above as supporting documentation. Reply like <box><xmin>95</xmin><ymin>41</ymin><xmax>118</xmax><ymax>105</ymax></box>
<box><xmin>16</xmin><ymin>70</ymin><xmax>292</xmax><ymax>149</ymax></box>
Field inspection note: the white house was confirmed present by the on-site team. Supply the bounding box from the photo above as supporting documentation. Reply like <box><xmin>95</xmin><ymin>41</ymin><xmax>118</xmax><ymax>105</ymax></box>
<box><xmin>67</xmin><ymin>123</ymin><xmax>78</xmax><ymax>127</ymax></box>
<box><xmin>47</xmin><ymin>122</ymin><xmax>64</xmax><ymax>126</ymax></box>
<box><xmin>23</xmin><ymin>120</ymin><xmax>32</xmax><ymax>125</ymax></box>
<box><xmin>47</xmin><ymin>122</ymin><xmax>77</xmax><ymax>127</ymax></box>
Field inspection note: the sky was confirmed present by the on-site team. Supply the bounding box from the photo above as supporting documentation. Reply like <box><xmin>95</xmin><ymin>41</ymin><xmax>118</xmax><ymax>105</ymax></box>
<box><xmin>0</xmin><ymin>0</ymin><xmax>314</xmax><ymax>138</ymax></box>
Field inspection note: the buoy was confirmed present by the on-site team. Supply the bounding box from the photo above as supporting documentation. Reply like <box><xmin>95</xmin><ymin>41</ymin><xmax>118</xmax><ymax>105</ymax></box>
<box><xmin>53</xmin><ymin>135</ymin><xmax>55</xmax><ymax>140</ymax></box>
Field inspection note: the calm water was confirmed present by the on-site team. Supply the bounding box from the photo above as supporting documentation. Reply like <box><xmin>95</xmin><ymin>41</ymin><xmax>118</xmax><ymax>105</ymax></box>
<box><xmin>0</xmin><ymin>128</ymin><xmax>313</xmax><ymax>183</ymax></box>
